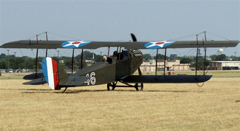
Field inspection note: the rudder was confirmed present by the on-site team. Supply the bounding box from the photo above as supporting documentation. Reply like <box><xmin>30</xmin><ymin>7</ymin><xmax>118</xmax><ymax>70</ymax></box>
<box><xmin>42</xmin><ymin>57</ymin><xmax>60</xmax><ymax>90</ymax></box>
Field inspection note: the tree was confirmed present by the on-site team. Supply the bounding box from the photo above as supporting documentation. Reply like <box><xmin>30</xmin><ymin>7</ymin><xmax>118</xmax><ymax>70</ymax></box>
<box><xmin>58</xmin><ymin>63</ymin><xmax>67</xmax><ymax>70</ymax></box>
<box><xmin>94</xmin><ymin>54</ymin><xmax>102</xmax><ymax>62</ymax></box>
<box><xmin>143</xmin><ymin>54</ymin><xmax>152</xmax><ymax>61</ymax></box>
<box><xmin>23</xmin><ymin>57</ymin><xmax>34</xmax><ymax>69</ymax></box>
<box><xmin>83</xmin><ymin>51</ymin><xmax>94</xmax><ymax>60</ymax></box>
<box><xmin>0</xmin><ymin>53</ymin><xmax>7</xmax><ymax>61</ymax></box>
<box><xmin>0</xmin><ymin>60</ymin><xmax>8</xmax><ymax>69</ymax></box>
<box><xmin>179</xmin><ymin>57</ymin><xmax>192</xmax><ymax>63</ymax></box>
<box><xmin>190</xmin><ymin>57</ymin><xmax>210</xmax><ymax>70</ymax></box>
<box><xmin>153</xmin><ymin>54</ymin><xmax>168</xmax><ymax>60</ymax></box>
<box><xmin>64</xmin><ymin>58</ymin><xmax>78</xmax><ymax>69</ymax></box>
<box><xmin>232</xmin><ymin>56</ymin><xmax>240</xmax><ymax>61</ymax></box>
<box><xmin>210</xmin><ymin>54</ymin><xmax>228</xmax><ymax>61</ymax></box>
<box><xmin>9</xmin><ymin>57</ymin><xmax>25</xmax><ymax>69</ymax></box>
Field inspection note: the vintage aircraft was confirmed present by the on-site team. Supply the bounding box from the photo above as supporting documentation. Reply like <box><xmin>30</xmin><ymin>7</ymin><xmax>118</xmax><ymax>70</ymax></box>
<box><xmin>1</xmin><ymin>33</ymin><xmax>239</xmax><ymax>92</ymax></box>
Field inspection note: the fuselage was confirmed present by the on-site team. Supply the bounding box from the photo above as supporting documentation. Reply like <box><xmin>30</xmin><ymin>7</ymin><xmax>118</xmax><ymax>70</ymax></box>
<box><xmin>70</xmin><ymin>50</ymin><xmax>143</xmax><ymax>86</ymax></box>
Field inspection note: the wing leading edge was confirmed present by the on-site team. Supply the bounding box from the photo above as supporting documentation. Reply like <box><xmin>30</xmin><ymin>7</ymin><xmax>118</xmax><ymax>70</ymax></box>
<box><xmin>1</xmin><ymin>40</ymin><xmax>239</xmax><ymax>49</ymax></box>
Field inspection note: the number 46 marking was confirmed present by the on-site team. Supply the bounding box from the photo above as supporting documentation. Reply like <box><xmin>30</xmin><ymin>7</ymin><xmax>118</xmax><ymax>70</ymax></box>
<box><xmin>84</xmin><ymin>72</ymin><xmax>96</xmax><ymax>85</ymax></box>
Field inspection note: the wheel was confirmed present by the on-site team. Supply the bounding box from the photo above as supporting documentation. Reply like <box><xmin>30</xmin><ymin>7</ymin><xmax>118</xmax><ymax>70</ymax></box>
<box><xmin>140</xmin><ymin>83</ymin><xmax>143</xmax><ymax>91</ymax></box>
<box><xmin>135</xmin><ymin>83</ymin><xmax>139</xmax><ymax>91</ymax></box>
<box><xmin>107</xmin><ymin>83</ymin><xmax>111</xmax><ymax>91</ymax></box>
<box><xmin>112</xmin><ymin>82</ymin><xmax>116</xmax><ymax>90</ymax></box>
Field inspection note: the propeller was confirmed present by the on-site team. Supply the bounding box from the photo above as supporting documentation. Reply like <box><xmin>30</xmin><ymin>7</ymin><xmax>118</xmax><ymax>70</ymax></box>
<box><xmin>131</xmin><ymin>33</ymin><xmax>137</xmax><ymax>42</ymax></box>
<box><xmin>130</xmin><ymin>33</ymin><xmax>143</xmax><ymax>91</ymax></box>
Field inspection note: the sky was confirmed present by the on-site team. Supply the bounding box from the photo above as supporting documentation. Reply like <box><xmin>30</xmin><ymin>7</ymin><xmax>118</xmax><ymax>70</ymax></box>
<box><xmin>0</xmin><ymin>0</ymin><xmax>239</xmax><ymax>58</ymax></box>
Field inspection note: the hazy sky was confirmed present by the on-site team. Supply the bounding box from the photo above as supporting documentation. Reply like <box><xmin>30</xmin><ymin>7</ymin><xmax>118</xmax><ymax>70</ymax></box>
<box><xmin>0</xmin><ymin>0</ymin><xmax>239</xmax><ymax>57</ymax></box>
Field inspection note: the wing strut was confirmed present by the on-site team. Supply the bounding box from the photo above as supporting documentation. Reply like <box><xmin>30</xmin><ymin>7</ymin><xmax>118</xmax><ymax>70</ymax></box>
<box><xmin>164</xmin><ymin>48</ymin><xmax>167</xmax><ymax>76</ymax></box>
<box><xmin>118</xmin><ymin>47</ymin><xmax>122</xmax><ymax>61</ymax></box>
<box><xmin>71</xmin><ymin>49</ymin><xmax>74</xmax><ymax>74</ymax></box>
<box><xmin>107</xmin><ymin>46</ymin><xmax>110</xmax><ymax>56</ymax></box>
<box><xmin>45</xmin><ymin>32</ymin><xmax>48</xmax><ymax>57</ymax></box>
<box><xmin>35</xmin><ymin>35</ymin><xmax>39</xmax><ymax>78</ymax></box>
<box><xmin>35</xmin><ymin>32</ymin><xmax>49</xmax><ymax>78</ymax></box>
<box><xmin>195</xmin><ymin>35</ymin><xmax>199</xmax><ymax>78</ymax></box>
<box><xmin>203</xmin><ymin>31</ymin><xmax>207</xmax><ymax>75</ymax></box>
<box><xmin>155</xmin><ymin>49</ymin><xmax>158</xmax><ymax>78</ymax></box>
<box><xmin>81</xmin><ymin>49</ymin><xmax>84</xmax><ymax>70</ymax></box>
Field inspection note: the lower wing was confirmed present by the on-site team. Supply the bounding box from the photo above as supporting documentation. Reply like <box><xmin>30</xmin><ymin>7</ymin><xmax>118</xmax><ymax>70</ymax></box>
<box><xmin>120</xmin><ymin>75</ymin><xmax>212</xmax><ymax>83</ymax></box>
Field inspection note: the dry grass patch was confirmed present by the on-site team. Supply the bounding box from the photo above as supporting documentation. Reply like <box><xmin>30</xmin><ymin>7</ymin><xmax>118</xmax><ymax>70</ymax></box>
<box><xmin>0</xmin><ymin>77</ymin><xmax>240</xmax><ymax>131</ymax></box>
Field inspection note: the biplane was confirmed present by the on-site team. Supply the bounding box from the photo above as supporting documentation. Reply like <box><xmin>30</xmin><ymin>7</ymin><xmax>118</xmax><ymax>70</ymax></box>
<box><xmin>1</xmin><ymin>33</ymin><xmax>239</xmax><ymax>92</ymax></box>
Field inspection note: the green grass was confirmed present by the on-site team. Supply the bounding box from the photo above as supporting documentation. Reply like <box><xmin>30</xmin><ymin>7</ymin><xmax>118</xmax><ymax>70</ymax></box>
<box><xmin>0</xmin><ymin>74</ymin><xmax>24</xmax><ymax>79</ymax></box>
<box><xmin>0</xmin><ymin>78</ymin><xmax>240</xmax><ymax>131</ymax></box>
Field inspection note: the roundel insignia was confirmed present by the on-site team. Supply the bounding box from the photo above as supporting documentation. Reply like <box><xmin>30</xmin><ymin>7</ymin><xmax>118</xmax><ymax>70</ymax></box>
<box><xmin>62</xmin><ymin>41</ymin><xmax>91</xmax><ymax>48</ymax></box>
<box><xmin>144</xmin><ymin>41</ymin><xmax>175</xmax><ymax>49</ymax></box>
<box><xmin>72</xmin><ymin>42</ymin><xmax>81</xmax><ymax>44</ymax></box>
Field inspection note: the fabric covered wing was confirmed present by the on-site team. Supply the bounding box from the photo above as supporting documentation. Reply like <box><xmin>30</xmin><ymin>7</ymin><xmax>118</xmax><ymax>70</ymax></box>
<box><xmin>1</xmin><ymin>40</ymin><xmax>239</xmax><ymax>49</ymax></box>
<box><xmin>120</xmin><ymin>75</ymin><xmax>212</xmax><ymax>83</ymax></box>
<box><xmin>1</xmin><ymin>40</ymin><xmax>65</xmax><ymax>49</ymax></box>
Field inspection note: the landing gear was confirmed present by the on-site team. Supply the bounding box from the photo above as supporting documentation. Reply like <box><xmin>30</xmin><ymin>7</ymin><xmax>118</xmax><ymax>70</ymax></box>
<box><xmin>134</xmin><ymin>83</ymin><xmax>139</xmax><ymax>91</ymax></box>
<box><xmin>134</xmin><ymin>83</ymin><xmax>144</xmax><ymax>91</ymax></box>
<box><xmin>107</xmin><ymin>83</ymin><xmax>110</xmax><ymax>90</ymax></box>
<box><xmin>112</xmin><ymin>82</ymin><xmax>116</xmax><ymax>90</ymax></box>
<box><xmin>107</xmin><ymin>82</ymin><xmax>117</xmax><ymax>90</ymax></box>
<box><xmin>107</xmin><ymin>82</ymin><xmax>143</xmax><ymax>91</ymax></box>
<box><xmin>140</xmin><ymin>83</ymin><xmax>143</xmax><ymax>91</ymax></box>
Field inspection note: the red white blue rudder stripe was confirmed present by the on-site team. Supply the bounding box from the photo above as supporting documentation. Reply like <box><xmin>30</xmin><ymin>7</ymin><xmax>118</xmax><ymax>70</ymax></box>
<box><xmin>42</xmin><ymin>57</ymin><xmax>60</xmax><ymax>90</ymax></box>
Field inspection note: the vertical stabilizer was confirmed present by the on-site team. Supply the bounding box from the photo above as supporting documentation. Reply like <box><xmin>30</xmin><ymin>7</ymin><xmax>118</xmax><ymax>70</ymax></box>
<box><xmin>42</xmin><ymin>57</ymin><xmax>60</xmax><ymax>90</ymax></box>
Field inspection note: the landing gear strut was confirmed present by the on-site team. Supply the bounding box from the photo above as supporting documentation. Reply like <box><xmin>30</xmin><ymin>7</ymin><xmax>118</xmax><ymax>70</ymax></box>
<box><xmin>134</xmin><ymin>83</ymin><xmax>144</xmax><ymax>91</ymax></box>
<box><xmin>112</xmin><ymin>82</ymin><xmax>116</xmax><ymax>90</ymax></box>
<box><xmin>107</xmin><ymin>82</ymin><xmax>143</xmax><ymax>91</ymax></box>
<box><xmin>107</xmin><ymin>82</ymin><xmax>117</xmax><ymax>90</ymax></box>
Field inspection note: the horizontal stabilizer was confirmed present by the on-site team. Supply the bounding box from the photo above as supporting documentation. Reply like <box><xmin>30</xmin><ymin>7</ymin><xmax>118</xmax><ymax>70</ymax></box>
<box><xmin>120</xmin><ymin>75</ymin><xmax>212</xmax><ymax>83</ymax></box>
<box><xmin>23</xmin><ymin>78</ymin><xmax>46</xmax><ymax>85</ymax></box>
<box><xmin>64</xmin><ymin>76</ymin><xmax>89</xmax><ymax>86</ymax></box>
<box><xmin>23</xmin><ymin>73</ymin><xmax>43</xmax><ymax>80</ymax></box>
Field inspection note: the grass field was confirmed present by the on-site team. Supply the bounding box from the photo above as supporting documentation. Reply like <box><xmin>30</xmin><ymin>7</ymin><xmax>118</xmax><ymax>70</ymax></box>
<box><xmin>0</xmin><ymin>71</ymin><xmax>240</xmax><ymax>131</ymax></box>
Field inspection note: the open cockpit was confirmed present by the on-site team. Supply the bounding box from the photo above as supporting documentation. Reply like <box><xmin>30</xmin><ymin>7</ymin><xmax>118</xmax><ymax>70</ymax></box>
<box><xmin>102</xmin><ymin>49</ymin><xmax>143</xmax><ymax>64</ymax></box>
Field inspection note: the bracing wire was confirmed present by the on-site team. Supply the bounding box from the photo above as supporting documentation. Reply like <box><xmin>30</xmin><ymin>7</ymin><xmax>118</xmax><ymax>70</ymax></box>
<box><xmin>206</xmin><ymin>31</ymin><xmax>230</xmax><ymax>40</ymax></box>
<box><xmin>168</xmin><ymin>31</ymin><xmax>206</xmax><ymax>41</ymax></box>
<box><xmin>168</xmin><ymin>33</ymin><xmax>200</xmax><ymax>41</ymax></box>
<box><xmin>31</xmin><ymin>49</ymin><xmax>36</xmax><ymax>56</ymax></box>
<box><xmin>47</xmin><ymin>31</ymin><xmax>80</xmax><ymax>40</ymax></box>
<box><xmin>18</xmin><ymin>49</ymin><xmax>24</xmax><ymax>56</ymax></box>
<box><xmin>26</xmin><ymin>31</ymin><xmax>48</xmax><ymax>40</ymax></box>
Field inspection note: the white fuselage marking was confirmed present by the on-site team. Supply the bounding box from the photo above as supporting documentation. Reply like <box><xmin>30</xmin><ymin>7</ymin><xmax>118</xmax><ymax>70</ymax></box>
<box><xmin>46</xmin><ymin>57</ymin><xmax>54</xmax><ymax>90</ymax></box>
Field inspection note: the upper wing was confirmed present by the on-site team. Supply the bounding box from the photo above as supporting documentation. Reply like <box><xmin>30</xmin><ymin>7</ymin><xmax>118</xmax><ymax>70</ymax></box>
<box><xmin>1</xmin><ymin>40</ymin><xmax>239</xmax><ymax>49</ymax></box>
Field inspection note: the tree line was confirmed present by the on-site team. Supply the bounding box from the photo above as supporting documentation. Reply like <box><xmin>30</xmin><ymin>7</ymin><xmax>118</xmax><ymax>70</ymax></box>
<box><xmin>0</xmin><ymin>52</ymin><xmax>240</xmax><ymax>70</ymax></box>
<box><xmin>143</xmin><ymin>53</ymin><xmax>240</xmax><ymax>69</ymax></box>
<box><xmin>0</xmin><ymin>51</ymin><xmax>102</xmax><ymax>70</ymax></box>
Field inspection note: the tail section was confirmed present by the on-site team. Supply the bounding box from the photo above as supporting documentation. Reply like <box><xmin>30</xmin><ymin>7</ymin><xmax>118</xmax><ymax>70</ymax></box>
<box><xmin>42</xmin><ymin>57</ymin><xmax>60</xmax><ymax>90</ymax></box>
